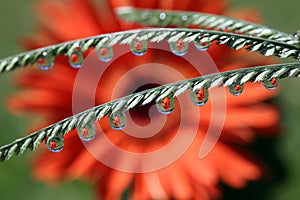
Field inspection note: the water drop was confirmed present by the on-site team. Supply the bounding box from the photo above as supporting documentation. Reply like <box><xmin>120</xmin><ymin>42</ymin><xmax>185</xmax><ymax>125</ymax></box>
<box><xmin>141</xmin><ymin>12</ymin><xmax>149</xmax><ymax>19</ymax></box>
<box><xmin>190</xmin><ymin>87</ymin><xmax>208</xmax><ymax>106</ymax></box>
<box><xmin>130</xmin><ymin>38</ymin><xmax>148</xmax><ymax>56</ymax></box>
<box><xmin>263</xmin><ymin>77</ymin><xmax>279</xmax><ymax>90</ymax></box>
<box><xmin>292</xmin><ymin>30</ymin><xmax>300</xmax><ymax>39</ymax></box>
<box><xmin>181</xmin><ymin>15</ymin><xmax>188</xmax><ymax>22</ymax></box>
<box><xmin>228</xmin><ymin>83</ymin><xmax>244</xmax><ymax>96</ymax></box>
<box><xmin>97</xmin><ymin>46</ymin><xmax>113</xmax><ymax>62</ymax></box>
<box><xmin>77</xmin><ymin>124</ymin><xmax>96</xmax><ymax>141</ymax></box>
<box><xmin>156</xmin><ymin>95</ymin><xmax>175</xmax><ymax>114</ymax></box>
<box><xmin>46</xmin><ymin>135</ymin><xmax>64</xmax><ymax>152</ymax></box>
<box><xmin>160</xmin><ymin>12</ymin><xmax>166</xmax><ymax>20</ymax></box>
<box><xmin>170</xmin><ymin>38</ymin><xmax>188</xmax><ymax>56</ymax></box>
<box><xmin>109</xmin><ymin>112</ymin><xmax>126</xmax><ymax>130</ymax></box>
<box><xmin>194</xmin><ymin>38</ymin><xmax>210</xmax><ymax>51</ymax></box>
<box><xmin>68</xmin><ymin>47</ymin><xmax>84</xmax><ymax>68</ymax></box>
<box><xmin>37</xmin><ymin>51</ymin><xmax>54</xmax><ymax>70</ymax></box>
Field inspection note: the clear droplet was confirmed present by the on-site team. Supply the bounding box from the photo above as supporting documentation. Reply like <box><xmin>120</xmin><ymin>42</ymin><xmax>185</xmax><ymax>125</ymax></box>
<box><xmin>181</xmin><ymin>15</ymin><xmax>188</xmax><ymax>22</ymax></box>
<box><xmin>263</xmin><ymin>77</ymin><xmax>279</xmax><ymax>90</ymax></box>
<box><xmin>46</xmin><ymin>135</ymin><xmax>64</xmax><ymax>152</ymax></box>
<box><xmin>68</xmin><ymin>47</ymin><xmax>84</xmax><ymax>68</ymax></box>
<box><xmin>292</xmin><ymin>30</ymin><xmax>300</xmax><ymax>39</ymax></box>
<box><xmin>130</xmin><ymin>38</ymin><xmax>148</xmax><ymax>56</ymax></box>
<box><xmin>228</xmin><ymin>83</ymin><xmax>244</xmax><ymax>96</ymax></box>
<box><xmin>156</xmin><ymin>95</ymin><xmax>175</xmax><ymax>114</ymax></box>
<box><xmin>37</xmin><ymin>51</ymin><xmax>54</xmax><ymax>70</ymax></box>
<box><xmin>77</xmin><ymin>124</ymin><xmax>96</xmax><ymax>141</ymax></box>
<box><xmin>97</xmin><ymin>47</ymin><xmax>113</xmax><ymax>62</ymax></box>
<box><xmin>170</xmin><ymin>38</ymin><xmax>188</xmax><ymax>56</ymax></box>
<box><xmin>194</xmin><ymin>38</ymin><xmax>210</xmax><ymax>51</ymax></box>
<box><xmin>159</xmin><ymin>12</ymin><xmax>166</xmax><ymax>20</ymax></box>
<box><xmin>190</xmin><ymin>87</ymin><xmax>208</xmax><ymax>106</ymax></box>
<box><xmin>109</xmin><ymin>112</ymin><xmax>126</xmax><ymax>130</ymax></box>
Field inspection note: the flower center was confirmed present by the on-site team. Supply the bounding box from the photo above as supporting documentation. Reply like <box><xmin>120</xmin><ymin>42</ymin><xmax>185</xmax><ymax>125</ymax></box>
<box><xmin>99</xmin><ymin>48</ymin><xmax>108</xmax><ymax>57</ymax></box>
<box><xmin>196</xmin><ymin>88</ymin><xmax>206</xmax><ymax>101</ymax></box>
<box><xmin>70</xmin><ymin>54</ymin><xmax>79</xmax><ymax>63</ymax></box>
<box><xmin>112</xmin><ymin>116</ymin><xmax>121</xmax><ymax>127</ymax></box>
<box><xmin>80</xmin><ymin>128</ymin><xmax>89</xmax><ymax>137</ymax></box>
<box><xmin>161</xmin><ymin>97</ymin><xmax>171</xmax><ymax>110</ymax></box>
<box><xmin>234</xmin><ymin>84</ymin><xmax>241</xmax><ymax>92</ymax></box>
<box><xmin>133</xmin><ymin>41</ymin><xmax>144</xmax><ymax>51</ymax></box>
<box><xmin>176</xmin><ymin>38</ymin><xmax>185</xmax><ymax>51</ymax></box>
<box><xmin>49</xmin><ymin>141</ymin><xmax>57</xmax><ymax>149</ymax></box>
<box><xmin>129</xmin><ymin>83</ymin><xmax>161</xmax><ymax>126</ymax></box>
<box><xmin>270</xmin><ymin>78</ymin><xmax>277</xmax><ymax>85</ymax></box>
<box><xmin>37</xmin><ymin>57</ymin><xmax>46</xmax><ymax>65</ymax></box>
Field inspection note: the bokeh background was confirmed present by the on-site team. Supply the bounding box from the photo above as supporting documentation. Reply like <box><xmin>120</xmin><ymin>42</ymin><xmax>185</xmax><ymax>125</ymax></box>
<box><xmin>0</xmin><ymin>0</ymin><xmax>299</xmax><ymax>199</ymax></box>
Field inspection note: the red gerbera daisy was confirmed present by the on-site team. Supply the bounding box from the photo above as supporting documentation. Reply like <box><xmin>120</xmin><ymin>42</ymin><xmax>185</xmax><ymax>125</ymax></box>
<box><xmin>8</xmin><ymin>0</ymin><xmax>279</xmax><ymax>199</ymax></box>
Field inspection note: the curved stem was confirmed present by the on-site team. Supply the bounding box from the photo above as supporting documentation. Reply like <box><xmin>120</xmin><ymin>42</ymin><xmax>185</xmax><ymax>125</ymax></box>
<box><xmin>116</xmin><ymin>7</ymin><xmax>299</xmax><ymax>46</ymax></box>
<box><xmin>1</xmin><ymin>62</ymin><xmax>299</xmax><ymax>162</ymax></box>
<box><xmin>0</xmin><ymin>28</ymin><xmax>299</xmax><ymax>73</ymax></box>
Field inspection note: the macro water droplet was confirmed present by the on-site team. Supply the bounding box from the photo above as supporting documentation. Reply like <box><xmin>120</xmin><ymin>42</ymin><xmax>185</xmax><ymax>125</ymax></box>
<box><xmin>228</xmin><ymin>83</ymin><xmax>244</xmax><ymax>96</ymax></box>
<box><xmin>68</xmin><ymin>47</ymin><xmax>84</xmax><ymax>68</ymax></box>
<box><xmin>156</xmin><ymin>95</ymin><xmax>175</xmax><ymax>114</ymax></box>
<box><xmin>77</xmin><ymin>124</ymin><xmax>96</xmax><ymax>141</ymax></box>
<box><xmin>190</xmin><ymin>87</ymin><xmax>208</xmax><ymax>106</ymax></box>
<box><xmin>159</xmin><ymin>12</ymin><xmax>167</xmax><ymax>20</ymax></box>
<box><xmin>109</xmin><ymin>112</ymin><xmax>127</xmax><ymax>130</ymax></box>
<box><xmin>97</xmin><ymin>46</ymin><xmax>113</xmax><ymax>62</ymax></box>
<box><xmin>292</xmin><ymin>30</ymin><xmax>300</xmax><ymax>39</ymax></box>
<box><xmin>130</xmin><ymin>38</ymin><xmax>148</xmax><ymax>56</ymax></box>
<box><xmin>37</xmin><ymin>51</ymin><xmax>54</xmax><ymax>70</ymax></box>
<box><xmin>170</xmin><ymin>38</ymin><xmax>188</xmax><ymax>56</ymax></box>
<box><xmin>194</xmin><ymin>38</ymin><xmax>210</xmax><ymax>51</ymax></box>
<box><xmin>46</xmin><ymin>135</ymin><xmax>64</xmax><ymax>152</ymax></box>
<box><xmin>181</xmin><ymin>15</ymin><xmax>188</xmax><ymax>22</ymax></box>
<box><xmin>263</xmin><ymin>77</ymin><xmax>279</xmax><ymax>90</ymax></box>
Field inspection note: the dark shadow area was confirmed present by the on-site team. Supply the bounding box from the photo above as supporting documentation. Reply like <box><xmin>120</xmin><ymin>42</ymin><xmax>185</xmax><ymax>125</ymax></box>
<box><xmin>223</xmin><ymin>136</ymin><xmax>286</xmax><ymax>200</ymax></box>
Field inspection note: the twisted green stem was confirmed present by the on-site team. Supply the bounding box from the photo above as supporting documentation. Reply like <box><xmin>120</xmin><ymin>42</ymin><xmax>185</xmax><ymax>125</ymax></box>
<box><xmin>0</xmin><ymin>9</ymin><xmax>300</xmax><ymax>162</ymax></box>
<box><xmin>116</xmin><ymin>7</ymin><xmax>299</xmax><ymax>46</ymax></box>
<box><xmin>1</xmin><ymin>62</ymin><xmax>299</xmax><ymax>161</ymax></box>
<box><xmin>0</xmin><ymin>28</ymin><xmax>299</xmax><ymax>73</ymax></box>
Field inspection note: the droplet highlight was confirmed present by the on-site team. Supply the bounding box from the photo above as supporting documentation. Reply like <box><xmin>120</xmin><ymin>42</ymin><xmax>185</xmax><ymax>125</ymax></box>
<box><xmin>109</xmin><ymin>112</ymin><xmax>127</xmax><ymax>130</ymax></box>
<box><xmin>97</xmin><ymin>47</ymin><xmax>113</xmax><ymax>62</ymax></box>
<box><xmin>228</xmin><ymin>83</ymin><xmax>244</xmax><ymax>96</ymax></box>
<box><xmin>292</xmin><ymin>30</ymin><xmax>300</xmax><ymax>40</ymax></box>
<box><xmin>160</xmin><ymin>12</ymin><xmax>166</xmax><ymax>20</ymax></box>
<box><xmin>130</xmin><ymin>38</ymin><xmax>148</xmax><ymax>56</ymax></box>
<box><xmin>46</xmin><ymin>135</ymin><xmax>64</xmax><ymax>152</ymax></box>
<box><xmin>156</xmin><ymin>95</ymin><xmax>175</xmax><ymax>114</ymax></box>
<box><xmin>37</xmin><ymin>52</ymin><xmax>54</xmax><ymax>70</ymax></box>
<box><xmin>190</xmin><ymin>87</ymin><xmax>208</xmax><ymax>106</ymax></box>
<box><xmin>77</xmin><ymin>124</ymin><xmax>96</xmax><ymax>141</ymax></box>
<box><xmin>170</xmin><ymin>38</ymin><xmax>188</xmax><ymax>56</ymax></box>
<box><xmin>68</xmin><ymin>47</ymin><xmax>84</xmax><ymax>68</ymax></box>
<box><xmin>263</xmin><ymin>77</ymin><xmax>279</xmax><ymax>90</ymax></box>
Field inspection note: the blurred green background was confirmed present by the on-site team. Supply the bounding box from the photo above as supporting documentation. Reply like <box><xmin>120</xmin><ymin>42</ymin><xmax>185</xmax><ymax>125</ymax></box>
<box><xmin>0</xmin><ymin>0</ymin><xmax>299</xmax><ymax>199</ymax></box>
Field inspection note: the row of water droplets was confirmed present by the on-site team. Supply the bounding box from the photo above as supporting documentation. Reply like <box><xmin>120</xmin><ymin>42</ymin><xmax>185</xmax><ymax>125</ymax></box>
<box><xmin>36</xmin><ymin>43</ymin><xmax>114</xmax><ymax>70</ymax></box>
<box><xmin>35</xmin><ymin>34</ymin><xmax>299</xmax><ymax>71</ymax></box>
<box><xmin>35</xmin><ymin>36</ymin><xmax>211</xmax><ymax>70</ymax></box>
<box><xmin>43</xmin><ymin>36</ymin><xmax>279</xmax><ymax>152</ymax></box>
<box><xmin>45</xmin><ymin>111</ymin><xmax>127</xmax><ymax>152</ymax></box>
<box><xmin>45</xmin><ymin>75</ymin><xmax>279</xmax><ymax>153</ymax></box>
<box><xmin>40</xmin><ymin>35</ymin><xmax>280</xmax><ymax>152</ymax></box>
